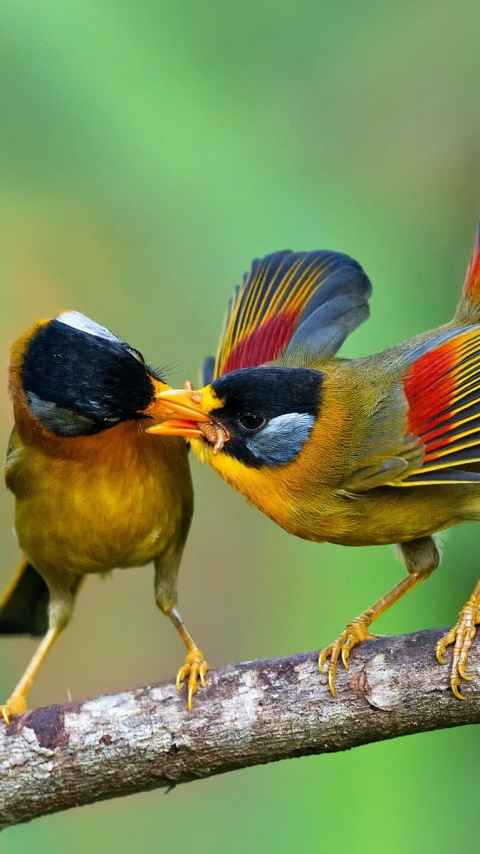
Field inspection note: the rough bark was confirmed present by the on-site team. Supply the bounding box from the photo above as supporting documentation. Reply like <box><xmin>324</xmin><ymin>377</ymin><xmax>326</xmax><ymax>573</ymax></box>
<box><xmin>1</xmin><ymin>627</ymin><xmax>479</xmax><ymax>829</ymax></box>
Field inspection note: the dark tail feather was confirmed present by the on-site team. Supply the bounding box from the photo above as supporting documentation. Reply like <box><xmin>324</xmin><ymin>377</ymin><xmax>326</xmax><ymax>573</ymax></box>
<box><xmin>0</xmin><ymin>559</ymin><xmax>49</xmax><ymax>637</ymax></box>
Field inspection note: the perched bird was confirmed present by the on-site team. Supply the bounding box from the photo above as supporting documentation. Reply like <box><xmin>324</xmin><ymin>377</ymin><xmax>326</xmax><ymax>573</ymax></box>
<box><xmin>0</xmin><ymin>311</ymin><xmax>207</xmax><ymax>723</ymax></box>
<box><xmin>150</xmin><ymin>228</ymin><xmax>480</xmax><ymax>700</ymax></box>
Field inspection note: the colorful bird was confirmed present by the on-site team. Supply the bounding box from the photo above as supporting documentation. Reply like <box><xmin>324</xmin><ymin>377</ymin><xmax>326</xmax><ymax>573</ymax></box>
<box><xmin>150</xmin><ymin>228</ymin><xmax>480</xmax><ymax>700</ymax></box>
<box><xmin>0</xmin><ymin>311</ymin><xmax>207</xmax><ymax>723</ymax></box>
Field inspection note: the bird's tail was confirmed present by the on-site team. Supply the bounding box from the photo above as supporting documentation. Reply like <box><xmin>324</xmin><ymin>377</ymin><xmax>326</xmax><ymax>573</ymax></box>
<box><xmin>0</xmin><ymin>559</ymin><xmax>49</xmax><ymax>636</ymax></box>
<box><xmin>454</xmin><ymin>222</ymin><xmax>480</xmax><ymax>325</ymax></box>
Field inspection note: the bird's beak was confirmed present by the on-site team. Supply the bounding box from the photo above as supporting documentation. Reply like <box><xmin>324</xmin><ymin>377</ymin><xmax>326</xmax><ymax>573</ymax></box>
<box><xmin>147</xmin><ymin>388</ymin><xmax>211</xmax><ymax>438</ymax></box>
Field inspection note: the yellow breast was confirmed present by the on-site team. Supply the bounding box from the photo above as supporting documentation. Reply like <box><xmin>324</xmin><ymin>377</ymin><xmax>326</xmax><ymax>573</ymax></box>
<box><xmin>8</xmin><ymin>421</ymin><xmax>192</xmax><ymax>576</ymax></box>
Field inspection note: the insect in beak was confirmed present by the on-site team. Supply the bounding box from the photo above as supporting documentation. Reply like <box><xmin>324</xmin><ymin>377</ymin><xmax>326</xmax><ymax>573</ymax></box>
<box><xmin>197</xmin><ymin>420</ymin><xmax>229</xmax><ymax>454</ymax></box>
<box><xmin>147</xmin><ymin>381</ymin><xmax>229</xmax><ymax>452</ymax></box>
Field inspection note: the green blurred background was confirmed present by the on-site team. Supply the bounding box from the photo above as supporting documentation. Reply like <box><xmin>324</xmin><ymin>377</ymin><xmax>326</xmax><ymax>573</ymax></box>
<box><xmin>1</xmin><ymin>1</ymin><xmax>480</xmax><ymax>851</ymax></box>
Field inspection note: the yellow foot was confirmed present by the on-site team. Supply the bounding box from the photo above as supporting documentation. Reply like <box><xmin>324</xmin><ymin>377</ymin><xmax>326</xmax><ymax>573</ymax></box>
<box><xmin>1</xmin><ymin>692</ymin><xmax>28</xmax><ymax>725</ymax></box>
<box><xmin>176</xmin><ymin>647</ymin><xmax>209</xmax><ymax>711</ymax></box>
<box><xmin>436</xmin><ymin>594</ymin><xmax>480</xmax><ymax>700</ymax></box>
<box><xmin>319</xmin><ymin>617</ymin><xmax>379</xmax><ymax>697</ymax></box>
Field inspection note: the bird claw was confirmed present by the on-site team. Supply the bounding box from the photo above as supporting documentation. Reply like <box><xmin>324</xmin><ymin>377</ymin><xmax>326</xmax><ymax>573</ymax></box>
<box><xmin>1</xmin><ymin>692</ymin><xmax>28</xmax><ymax>725</ymax></box>
<box><xmin>319</xmin><ymin>617</ymin><xmax>379</xmax><ymax>697</ymax></box>
<box><xmin>176</xmin><ymin>647</ymin><xmax>209</xmax><ymax>711</ymax></box>
<box><xmin>436</xmin><ymin>594</ymin><xmax>480</xmax><ymax>700</ymax></box>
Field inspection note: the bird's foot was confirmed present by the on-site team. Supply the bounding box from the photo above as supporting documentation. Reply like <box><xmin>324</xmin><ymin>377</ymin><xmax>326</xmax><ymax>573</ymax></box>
<box><xmin>176</xmin><ymin>646</ymin><xmax>209</xmax><ymax>711</ymax></box>
<box><xmin>1</xmin><ymin>691</ymin><xmax>27</xmax><ymax>725</ymax></box>
<box><xmin>319</xmin><ymin>616</ymin><xmax>380</xmax><ymax>696</ymax></box>
<box><xmin>436</xmin><ymin>594</ymin><xmax>480</xmax><ymax>700</ymax></box>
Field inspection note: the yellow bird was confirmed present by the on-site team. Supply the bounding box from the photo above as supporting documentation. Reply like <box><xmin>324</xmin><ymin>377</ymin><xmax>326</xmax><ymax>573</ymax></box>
<box><xmin>151</xmin><ymin>228</ymin><xmax>480</xmax><ymax>700</ymax></box>
<box><xmin>0</xmin><ymin>311</ymin><xmax>207</xmax><ymax>722</ymax></box>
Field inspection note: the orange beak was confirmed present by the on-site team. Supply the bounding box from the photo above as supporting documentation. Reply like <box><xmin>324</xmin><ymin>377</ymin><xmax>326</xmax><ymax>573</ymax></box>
<box><xmin>147</xmin><ymin>388</ymin><xmax>211</xmax><ymax>438</ymax></box>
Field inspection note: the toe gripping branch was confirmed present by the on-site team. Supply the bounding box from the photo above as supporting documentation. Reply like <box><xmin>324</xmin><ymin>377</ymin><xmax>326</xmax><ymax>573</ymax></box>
<box><xmin>319</xmin><ymin>568</ymin><xmax>480</xmax><ymax>701</ymax></box>
<box><xmin>169</xmin><ymin>607</ymin><xmax>209</xmax><ymax>711</ymax></box>
<box><xmin>318</xmin><ymin>563</ymin><xmax>434</xmax><ymax>697</ymax></box>
<box><xmin>436</xmin><ymin>582</ymin><xmax>480</xmax><ymax>700</ymax></box>
<box><xmin>319</xmin><ymin>615</ymin><xmax>378</xmax><ymax>697</ymax></box>
<box><xmin>1</xmin><ymin>626</ymin><xmax>61</xmax><ymax>724</ymax></box>
<box><xmin>176</xmin><ymin>647</ymin><xmax>209</xmax><ymax>712</ymax></box>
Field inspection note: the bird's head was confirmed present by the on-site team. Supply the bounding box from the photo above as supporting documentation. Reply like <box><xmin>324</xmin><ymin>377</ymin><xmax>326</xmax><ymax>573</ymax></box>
<box><xmin>148</xmin><ymin>366</ymin><xmax>323</xmax><ymax>469</ymax></box>
<box><xmin>148</xmin><ymin>247</ymin><xmax>371</xmax><ymax>475</ymax></box>
<box><xmin>10</xmin><ymin>311</ymin><xmax>173</xmax><ymax>438</ymax></box>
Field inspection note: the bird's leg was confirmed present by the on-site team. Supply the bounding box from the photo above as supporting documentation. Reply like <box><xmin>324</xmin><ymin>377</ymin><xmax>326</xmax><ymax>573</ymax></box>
<box><xmin>169</xmin><ymin>608</ymin><xmax>209</xmax><ymax>710</ymax></box>
<box><xmin>1</xmin><ymin>573</ymin><xmax>82</xmax><ymax>724</ymax></box>
<box><xmin>154</xmin><ymin>557</ymin><xmax>208</xmax><ymax>711</ymax></box>
<box><xmin>319</xmin><ymin>536</ymin><xmax>440</xmax><ymax>697</ymax></box>
<box><xmin>319</xmin><ymin>577</ymin><xmax>423</xmax><ymax>696</ymax></box>
<box><xmin>436</xmin><ymin>579</ymin><xmax>480</xmax><ymax>700</ymax></box>
<box><xmin>1</xmin><ymin>626</ymin><xmax>61</xmax><ymax>724</ymax></box>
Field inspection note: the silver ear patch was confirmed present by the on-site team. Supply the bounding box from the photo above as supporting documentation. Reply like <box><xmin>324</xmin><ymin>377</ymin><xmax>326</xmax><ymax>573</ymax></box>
<box><xmin>56</xmin><ymin>311</ymin><xmax>122</xmax><ymax>344</ymax></box>
<box><xmin>244</xmin><ymin>412</ymin><xmax>315</xmax><ymax>466</ymax></box>
<box><xmin>26</xmin><ymin>392</ymin><xmax>99</xmax><ymax>436</ymax></box>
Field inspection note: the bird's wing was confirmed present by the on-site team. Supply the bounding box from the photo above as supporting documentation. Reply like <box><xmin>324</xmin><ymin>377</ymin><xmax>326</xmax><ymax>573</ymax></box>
<box><xmin>204</xmin><ymin>250</ymin><xmax>372</xmax><ymax>382</ymax></box>
<box><xmin>396</xmin><ymin>325</ymin><xmax>480</xmax><ymax>484</ymax></box>
<box><xmin>454</xmin><ymin>221</ymin><xmax>480</xmax><ymax>325</ymax></box>
<box><xmin>5</xmin><ymin>427</ymin><xmax>22</xmax><ymax>492</ymax></box>
<box><xmin>343</xmin><ymin>325</ymin><xmax>480</xmax><ymax>492</ymax></box>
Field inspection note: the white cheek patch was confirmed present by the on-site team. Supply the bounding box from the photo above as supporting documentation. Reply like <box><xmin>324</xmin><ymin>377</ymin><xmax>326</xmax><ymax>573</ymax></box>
<box><xmin>56</xmin><ymin>311</ymin><xmax>122</xmax><ymax>345</ymax></box>
<box><xmin>245</xmin><ymin>412</ymin><xmax>315</xmax><ymax>466</ymax></box>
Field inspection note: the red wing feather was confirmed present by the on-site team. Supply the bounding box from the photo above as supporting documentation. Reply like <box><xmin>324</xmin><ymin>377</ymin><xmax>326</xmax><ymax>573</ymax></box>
<box><xmin>462</xmin><ymin>222</ymin><xmax>480</xmax><ymax>302</ymax></box>
<box><xmin>222</xmin><ymin>312</ymin><xmax>301</xmax><ymax>374</ymax></box>
<box><xmin>211</xmin><ymin>250</ymin><xmax>372</xmax><ymax>380</ymax></box>
<box><xmin>400</xmin><ymin>326</ymin><xmax>480</xmax><ymax>484</ymax></box>
<box><xmin>217</xmin><ymin>252</ymin><xmax>329</xmax><ymax>376</ymax></box>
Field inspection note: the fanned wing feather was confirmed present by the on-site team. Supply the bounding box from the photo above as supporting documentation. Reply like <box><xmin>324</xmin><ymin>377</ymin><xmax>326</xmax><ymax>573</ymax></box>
<box><xmin>202</xmin><ymin>355</ymin><xmax>215</xmax><ymax>385</ymax></box>
<box><xmin>397</xmin><ymin>325</ymin><xmax>480</xmax><ymax>485</ymax></box>
<box><xmin>342</xmin><ymin>325</ymin><xmax>480</xmax><ymax>492</ymax></box>
<box><xmin>462</xmin><ymin>223</ymin><xmax>480</xmax><ymax>301</ymax></box>
<box><xmin>455</xmin><ymin>221</ymin><xmax>480</xmax><ymax>324</ymax></box>
<box><xmin>210</xmin><ymin>250</ymin><xmax>372</xmax><ymax>380</ymax></box>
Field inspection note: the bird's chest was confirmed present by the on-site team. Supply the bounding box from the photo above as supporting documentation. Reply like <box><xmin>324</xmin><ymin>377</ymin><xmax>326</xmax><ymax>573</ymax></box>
<box><xmin>210</xmin><ymin>453</ymin><xmax>465</xmax><ymax>546</ymax></box>
<box><xmin>11</xmin><ymin>432</ymin><xmax>191</xmax><ymax>574</ymax></box>
<box><xmin>288</xmin><ymin>485</ymin><xmax>467</xmax><ymax>546</ymax></box>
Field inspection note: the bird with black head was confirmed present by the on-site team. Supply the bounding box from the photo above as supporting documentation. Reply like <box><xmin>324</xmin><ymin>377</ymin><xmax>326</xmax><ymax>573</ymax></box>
<box><xmin>151</xmin><ymin>231</ymin><xmax>480</xmax><ymax>700</ymax></box>
<box><xmin>0</xmin><ymin>311</ymin><xmax>207</xmax><ymax>722</ymax></box>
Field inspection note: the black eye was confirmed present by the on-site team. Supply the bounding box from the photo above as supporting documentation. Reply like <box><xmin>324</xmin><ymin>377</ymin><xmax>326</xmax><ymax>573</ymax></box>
<box><xmin>237</xmin><ymin>414</ymin><xmax>267</xmax><ymax>431</ymax></box>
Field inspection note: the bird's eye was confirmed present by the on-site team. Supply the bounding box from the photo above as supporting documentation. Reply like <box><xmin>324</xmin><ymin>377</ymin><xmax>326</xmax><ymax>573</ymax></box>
<box><xmin>128</xmin><ymin>347</ymin><xmax>145</xmax><ymax>364</ymax></box>
<box><xmin>237</xmin><ymin>414</ymin><xmax>267</xmax><ymax>431</ymax></box>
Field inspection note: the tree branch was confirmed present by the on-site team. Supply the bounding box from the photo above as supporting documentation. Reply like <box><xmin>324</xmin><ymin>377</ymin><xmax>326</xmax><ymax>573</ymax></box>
<box><xmin>1</xmin><ymin>627</ymin><xmax>479</xmax><ymax>829</ymax></box>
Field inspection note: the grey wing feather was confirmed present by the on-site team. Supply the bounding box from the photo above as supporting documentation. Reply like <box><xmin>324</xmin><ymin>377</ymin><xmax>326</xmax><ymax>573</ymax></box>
<box><xmin>202</xmin><ymin>356</ymin><xmax>215</xmax><ymax>385</ymax></box>
<box><xmin>285</xmin><ymin>261</ymin><xmax>372</xmax><ymax>359</ymax></box>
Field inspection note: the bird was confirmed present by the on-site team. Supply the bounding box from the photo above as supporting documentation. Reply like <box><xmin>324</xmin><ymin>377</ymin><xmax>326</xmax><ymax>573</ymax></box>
<box><xmin>149</xmin><ymin>226</ymin><xmax>480</xmax><ymax>701</ymax></box>
<box><xmin>0</xmin><ymin>310</ymin><xmax>208</xmax><ymax>723</ymax></box>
